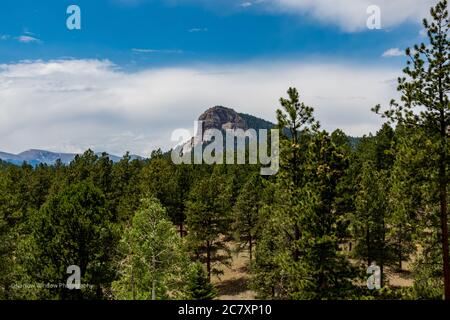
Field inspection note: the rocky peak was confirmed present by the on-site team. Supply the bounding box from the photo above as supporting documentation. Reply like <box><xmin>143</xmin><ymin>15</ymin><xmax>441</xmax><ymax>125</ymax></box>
<box><xmin>180</xmin><ymin>106</ymin><xmax>249</xmax><ymax>154</ymax></box>
<box><xmin>198</xmin><ymin>106</ymin><xmax>248</xmax><ymax>132</ymax></box>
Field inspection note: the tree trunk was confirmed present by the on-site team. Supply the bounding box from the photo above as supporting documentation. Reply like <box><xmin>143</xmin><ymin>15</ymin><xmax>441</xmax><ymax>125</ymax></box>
<box><xmin>206</xmin><ymin>241</ymin><xmax>211</xmax><ymax>281</ymax></box>
<box><xmin>179</xmin><ymin>221</ymin><xmax>183</xmax><ymax>238</ymax></box>
<box><xmin>249</xmin><ymin>235</ymin><xmax>253</xmax><ymax>262</ymax></box>
<box><xmin>439</xmin><ymin>174</ymin><xmax>449</xmax><ymax>300</ymax></box>
<box><xmin>381</xmin><ymin>217</ymin><xmax>386</xmax><ymax>288</ymax></box>
<box><xmin>366</xmin><ymin>228</ymin><xmax>371</xmax><ymax>267</ymax></box>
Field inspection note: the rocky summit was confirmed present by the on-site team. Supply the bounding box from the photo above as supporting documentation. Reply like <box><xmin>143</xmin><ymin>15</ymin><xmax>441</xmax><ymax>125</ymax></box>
<box><xmin>198</xmin><ymin>106</ymin><xmax>248</xmax><ymax>132</ymax></box>
<box><xmin>180</xmin><ymin>106</ymin><xmax>271</xmax><ymax>154</ymax></box>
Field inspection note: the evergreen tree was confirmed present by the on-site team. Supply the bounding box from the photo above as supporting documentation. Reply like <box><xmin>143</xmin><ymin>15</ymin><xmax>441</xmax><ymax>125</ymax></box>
<box><xmin>140</xmin><ymin>153</ymin><xmax>187</xmax><ymax>233</ymax></box>
<box><xmin>24</xmin><ymin>181</ymin><xmax>118</xmax><ymax>299</ymax></box>
<box><xmin>186</xmin><ymin>166</ymin><xmax>233</xmax><ymax>280</ymax></box>
<box><xmin>282</xmin><ymin>131</ymin><xmax>356</xmax><ymax>299</ymax></box>
<box><xmin>0</xmin><ymin>165</ymin><xmax>32</xmax><ymax>299</ymax></box>
<box><xmin>254</xmin><ymin>88</ymin><xmax>357</xmax><ymax>299</ymax></box>
<box><xmin>374</xmin><ymin>0</ymin><xmax>450</xmax><ymax>299</ymax></box>
<box><xmin>352</xmin><ymin>162</ymin><xmax>395</xmax><ymax>287</ymax></box>
<box><xmin>387</xmin><ymin>125</ymin><xmax>420</xmax><ymax>272</ymax></box>
<box><xmin>185</xmin><ymin>262</ymin><xmax>217</xmax><ymax>300</ymax></box>
<box><xmin>113</xmin><ymin>197</ymin><xmax>189</xmax><ymax>300</ymax></box>
<box><xmin>111</xmin><ymin>153</ymin><xmax>144</xmax><ymax>223</ymax></box>
<box><xmin>251</xmin><ymin>209</ymin><xmax>283</xmax><ymax>299</ymax></box>
<box><xmin>0</xmin><ymin>171</ymin><xmax>15</xmax><ymax>299</ymax></box>
<box><xmin>351</xmin><ymin>125</ymin><xmax>399</xmax><ymax>286</ymax></box>
<box><xmin>232</xmin><ymin>172</ymin><xmax>264</xmax><ymax>262</ymax></box>
<box><xmin>275</xmin><ymin>87</ymin><xmax>319</xmax><ymax>264</ymax></box>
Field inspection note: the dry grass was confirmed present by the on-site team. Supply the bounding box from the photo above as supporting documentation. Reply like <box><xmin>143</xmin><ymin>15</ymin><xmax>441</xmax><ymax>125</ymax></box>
<box><xmin>212</xmin><ymin>243</ymin><xmax>256</xmax><ymax>300</ymax></box>
<box><xmin>211</xmin><ymin>241</ymin><xmax>415</xmax><ymax>300</ymax></box>
<box><xmin>386</xmin><ymin>260</ymin><xmax>414</xmax><ymax>288</ymax></box>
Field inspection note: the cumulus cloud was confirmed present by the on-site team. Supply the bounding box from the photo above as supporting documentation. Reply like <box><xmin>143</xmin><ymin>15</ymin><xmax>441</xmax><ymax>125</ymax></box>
<box><xmin>0</xmin><ymin>59</ymin><xmax>399</xmax><ymax>156</ymax></box>
<box><xmin>382</xmin><ymin>48</ymin><xmax>405</xmax><ymax>57</ymax></box>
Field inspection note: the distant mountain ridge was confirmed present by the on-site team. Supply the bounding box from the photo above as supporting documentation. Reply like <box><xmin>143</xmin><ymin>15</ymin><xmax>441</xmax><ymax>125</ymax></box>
<box><xmin>1</xmin><ymin>107</ymin><xmax>361</xmax><ymax>166</ymax></box>
<box><xmin>238</xmin><ymin>113</ymin><xmax>275</xmax><ymax>130</ymax></box>
<box><xmin>0</xmin><ymin>149</ymin><xmax>142</xmax><ymax>166</ymax></box>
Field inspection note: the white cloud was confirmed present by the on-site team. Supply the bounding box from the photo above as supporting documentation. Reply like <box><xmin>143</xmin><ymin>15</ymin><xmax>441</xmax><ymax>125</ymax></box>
<box><xmin>117</xmin><ymin>0</ymin><xmax>438</xmax><ymax>31</ymax></box>
<box><xmin>0</xmin><ymin>59</ymin><xmax>399</xmax><ymax>156</ymax></box>
<box><xmin>269</xmin><ymin>0</ymin><xmax>437</xmax><ymax>31</ymax></box>
<box><xmin>164</xmin><ymin>0</ymin><xmax>436</xmax><ymax>32</ymax></box>
<box><xmin>16</xmin><ymin>35</ymin><xmax>41</xmax><ymax>43</ymax></box>
<box><xmin>0</xmin><ymin>35</ymin><xmax>10</xmax><ymax>40</ymax></box>
<box><xmin>382</xmin><ymin>48</ymin><xmax>405</xmax><ymax>57</ymax></box>
<box><xmin>239</xmin><ymin>1</ymin><xmax>253</xmax><ymax>8</ymax></box>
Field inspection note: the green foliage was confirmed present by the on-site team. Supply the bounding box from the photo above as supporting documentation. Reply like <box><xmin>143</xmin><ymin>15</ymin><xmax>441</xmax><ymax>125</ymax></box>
<box><xmin>352</xmin><ymin>162</ymin><xmax>396</xmax><ymax>284</ymax></box>
<box><xmin>186</xmin><ymin>166</ymin><xmax>233</xmax><ymax>280</ymax></box>
<box><xmin>140</xmin><ymin>155</ymin><xmax>190</xmax><ymax>235</ymax></box>
<box><xmin>23</xmin><ymin>181</ymin><xmax>118</xmax><ymax>299</ymax></box>
<box><xmin>113</xmin><ymin>197</ymin><xmax>189</xmax><ymax>300</ymax></box>
<box><xmin>238</xmin><ymin>112</ymin><xmax>276</xmax><ymax>131</ymax></box>
<box><xmin>0</xmin><ymin>2</ymin><xmax>447</xmax><ymax>300</ymax></box>
<box><xmin>280</xmin><ymin>132</ymin><xmax>357</xmax><ymax>299</ymax></box>
<box><xmin>232</xmin><ymin>172</ymin><xmax>264</xmax><ymax>262</ymax></box>
<box><xmin>253</xmin><ymin>89</ymin><xmax>357</xmax><ymax>300</ymax></box>
<box><xmin>185</xmin><ymin>263</ymin><xmax>217</xmax><ymax>300</ymax></box>
<box><xmin>0</xmin><ymin>171</ymin><xmax>15</xmax><ymax>299</ymax></box>
<box><xmin>374</xmin><ymin>0</ymin><xmax>450</xmax><ymax>299</ymax></box>
<box><xmin>251</xmin><ymin>210</ymin><xmax>283</xmax><ymax>299</ymax></box>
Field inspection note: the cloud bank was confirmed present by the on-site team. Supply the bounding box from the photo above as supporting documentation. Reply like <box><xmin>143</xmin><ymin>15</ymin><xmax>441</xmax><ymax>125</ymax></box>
<box><xmin>0</xmin><ymin>59</ymin><xmax>399</xmax><ymax>156</ymax></box>
<box><xmin>151</xmin><ymin>0</ymin><xmax>437</xmax><ymax>31</ymax></box>
<box><xmin>269</xmin><ymin>0</ymin><xmax>437</xmax><ymax>31</ymax></box>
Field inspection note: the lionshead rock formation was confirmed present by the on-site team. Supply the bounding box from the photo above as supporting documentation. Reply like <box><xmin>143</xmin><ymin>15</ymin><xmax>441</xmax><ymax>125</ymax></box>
<box><xmin>181</xmin><ymin>106</ymin><xmax>251</xmax><ymax>154</ymax></box>
<box><xmin>198</xmin><ymin>106</ymin><xmax>248</xmax><ymax>132</ymax></box>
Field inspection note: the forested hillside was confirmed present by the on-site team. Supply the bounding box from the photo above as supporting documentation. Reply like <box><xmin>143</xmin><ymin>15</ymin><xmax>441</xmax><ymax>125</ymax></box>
<box><xmin>0</xmin><ymin>0</ymin><xmax>448</xmax><ymax>301</ymax></box>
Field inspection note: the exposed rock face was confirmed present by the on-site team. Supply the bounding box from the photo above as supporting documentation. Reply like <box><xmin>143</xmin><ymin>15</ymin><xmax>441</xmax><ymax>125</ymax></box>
<box><xmin>181</xmin><ymin>106</ymin><xmax>250</xmax><ymax>154</ymax></box>
<box><xmin>198</xmin><ymin>106</ymin><xmax>248</xmax><ymax>132</ymax></box>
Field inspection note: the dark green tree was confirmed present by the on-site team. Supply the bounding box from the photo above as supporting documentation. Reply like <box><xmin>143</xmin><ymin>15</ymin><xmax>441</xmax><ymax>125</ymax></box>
<box><xmin>186</xmin><ymin>166</ymin><xmax>233</xmax><ymax>280</ymax></box>
<box><xmin>352</xmin><ymin>161</ymin><xmax>395</xmax><ymax>287</ymax></box>
<box><xmin>254</xmin><ymin>88</ymin><xmax>357</xmax><ymax>299</ymax></box>
<box><xmin>374</xmin><ymin>0</ymin><xmax>449</xmax><ymax>299</ymax></box>
<box><xmin>140</xmin><ymin>153</ymin><xmax>188</xmax><ymax>235</ymax></box>
<box><xmin>282</xmin><ymin>131</ymin><xmax>356</xmax><ymax>299</ymax></box>
<box><xmin>232</xmin><ymin>172</ymin><xmax>264</xmax><ymax>262</ymax></box>
<box><xmin>185</xmin><ymin>262</ymin><xmax>217</xmax><ymax>300</ymax></box>
<box><xmin>25</xmin><ymin>181</ymin><xmax>118</xmax><ymax>299</ymax></box>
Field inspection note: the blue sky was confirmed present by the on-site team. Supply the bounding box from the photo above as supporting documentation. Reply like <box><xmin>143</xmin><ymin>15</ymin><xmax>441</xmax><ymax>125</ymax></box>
<box><xmin>0</xmin><ymin>0</ymin><xmax>428</xmax><ymax>67</ymax></box>
<box><xmin>0</xmin><ymin>0</ymin><xmax>439</xmax><ymax>156</ymax></box>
